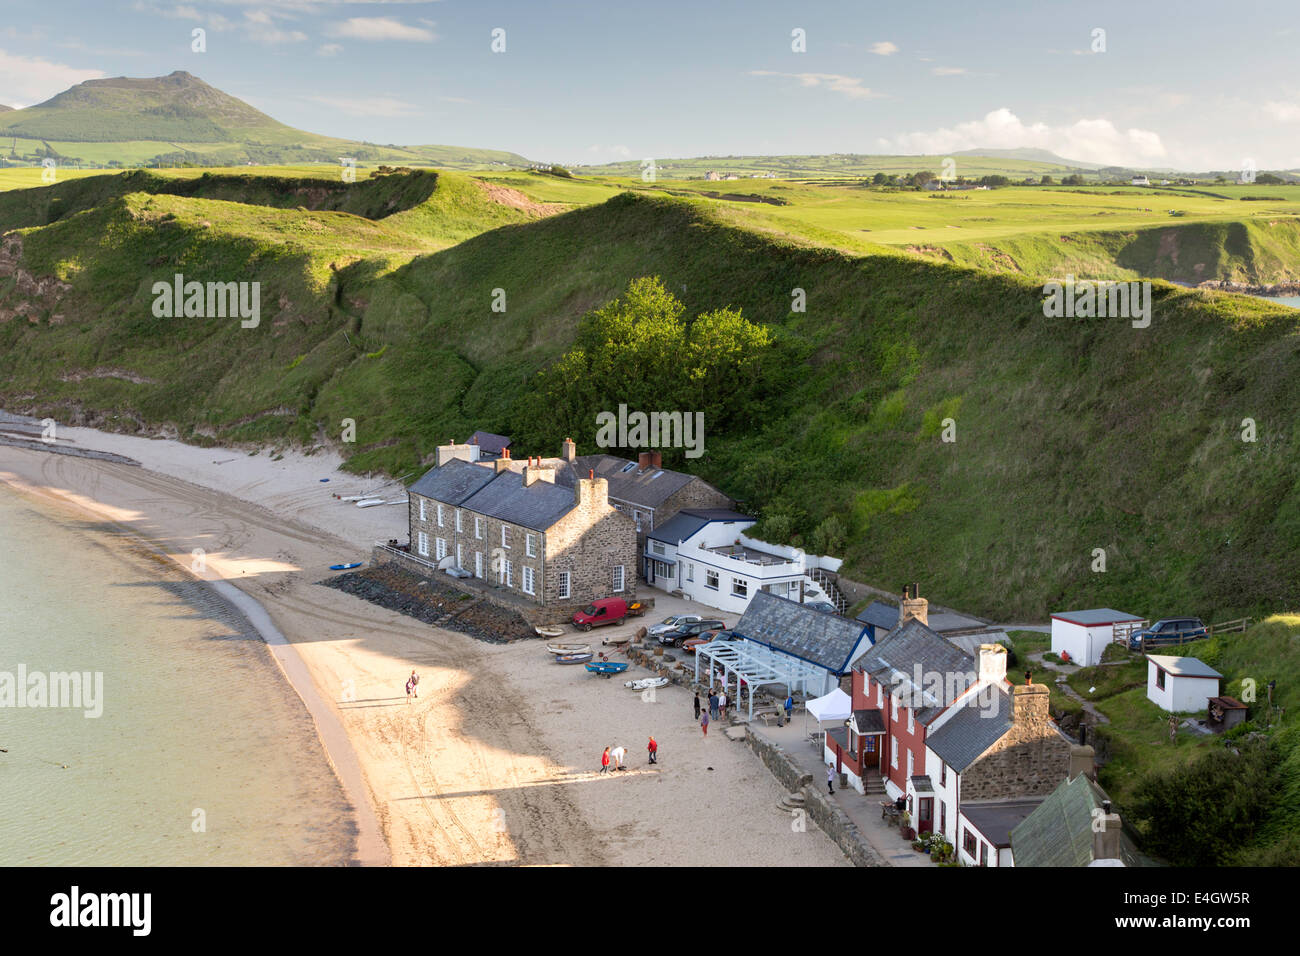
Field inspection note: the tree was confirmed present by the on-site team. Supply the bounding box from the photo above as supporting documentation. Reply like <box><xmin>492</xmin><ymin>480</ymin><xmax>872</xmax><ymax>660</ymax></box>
<box><xmin>1040</xmin><ymin>175</ymin><xmax>1055</xmax><ymax>185</ymax></box>
<box><xmin>871</xmin><ymin>172</ymin><xmax>888</xmax><ymax>185</ymax></box>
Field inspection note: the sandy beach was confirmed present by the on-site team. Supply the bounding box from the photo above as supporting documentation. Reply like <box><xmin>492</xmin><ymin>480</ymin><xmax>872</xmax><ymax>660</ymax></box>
<box><xmin>0</xmin><ymin>424</ymin><xmax>848</xmax><ymax>867</ymax></box>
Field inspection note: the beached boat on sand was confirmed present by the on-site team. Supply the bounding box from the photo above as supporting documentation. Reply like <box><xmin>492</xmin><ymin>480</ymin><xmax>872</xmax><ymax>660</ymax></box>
<box><xmin>546</xmin><ymin>642</ymin><xmax>591</xmax><ymax>655</ymax></box>
<box><xmin>535</xmin><ymin>625</ymin><xmax>566</xmax><ymax>639</ymax></box>
<box><xmin>625</xmin><ymin>677</ymin><xmax>669</xmax><ymax>691</ymax></box>
<box><xmin>601</xmin><ymin>633</ymin><xmax>632</xmax><ymax>646</ymax></box>
<box><xmin>554</xmin><ymin>651</ymin><xmax>594</xmax><ymax>665</ymax></box>
<box><xmin>584</xmin><ymin>661</ymin><xmax>630</xmax><ymax>678</ymax></box>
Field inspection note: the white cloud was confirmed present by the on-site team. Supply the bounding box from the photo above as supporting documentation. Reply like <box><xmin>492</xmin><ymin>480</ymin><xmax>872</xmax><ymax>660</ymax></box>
<box><xmin>879</xmin><ymin>107</ymin><xmax>1167</xmax><ymax>166</ymax></box>
<box><xmin>869</xmin><ymin>41</ymin><xmax>898</xmax><ymax>56</ymax></box>
<box><xmin>317</xmin><ymin>43</ymin><xmax>343</xmax><ymax>56</ymax></box>
<box><xmin>306</xmin><ymin>94</ymin><xmax>420</xmax><ymax>117</ymax></box>
<box><xmin>328</xmin><ymin>17</ymin><xmax>436</xmax><ymax>42</ymax></box>
<box><xmin>932</xmin><ymin>66</ymin><xmax>967</xmax><ymax>76</ymax></box>
<box><xmin>749</xmin><ymin>70</ymin><xmax>882</xmax><ymax>100</ymax></box>
<box><xmin>0</xmin><ymin>50</ymin><xmax>105</xmax><ymax>106</ymax></box>
<box><xmin>1263</xmin><ymin>99</ymin><xmax>1300</xmax><ymax>123</ymax></box>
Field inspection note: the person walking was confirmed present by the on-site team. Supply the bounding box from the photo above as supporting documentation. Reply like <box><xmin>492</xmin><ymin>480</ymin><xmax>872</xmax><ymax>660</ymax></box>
<box><xmin>700</xmin><ymin>709</ymin><xmax>710</xmax><ymax>737</ymax></box>
<box><xmin>784</xmin><ymin>693</ymin><xmax>794</xmax><ymax>723</ymax></box>
<box><xmin>611</xmin><ymin>745</ymin><xmax>626</xmax><ymax>771</ymax></box>
<box><xmin>408</xmin><ymin>670</ymin><xmax>419</xmax><ymax>699</ymax></box>
<box><xmin>600</xmin><ymin>746</ymin><xmax>611</xmax><ymax>774</ymax></box>
<box><xmin>647</xmin><ymin>735</ymin><xmax>658</xmax><ymax>765</ymax></box>
<box><xmin>708</xmin><ymin>691</ymin><xmax>718</xmax><ymax>719</ymax></box>
<box><xmin>718</xmin><ymin>690</ymin><xmax>727</xmax><ymax>720</ymax></box>
<box><xmin>827</xmin><ymin>764</ymin><xmax>835</xmax><ymax>795</ymax></box>
<box><xmin>693</xmin><ymin>692</ymin><xmax>701</xmax><ymax>721</ymax></box>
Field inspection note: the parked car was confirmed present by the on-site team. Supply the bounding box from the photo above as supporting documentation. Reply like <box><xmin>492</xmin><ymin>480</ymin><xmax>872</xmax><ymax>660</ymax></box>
<box><xmin>682</xmin><ymin>628</ymin><xmax>733</xmax><ymax>653</ymax></box>
<box><xmin>646</xmin><ymin>614</ymin><xmax>702</xmax><ymax>638</ymax></box>
<box><xmin>1128</xmin><ymin>617</ymin><xmax>1207</xmax><ymax>650</ymax></box>
<box><xmin>658</xmin><ymin>619</ymin><xmax>726</xmax><ymax>647</ymax></box>
<box><xmin>443</xmin><ymin>567</ymin><xmax>473</xmax><ymax>579</ymax></box>
<box><xmin>573</xmin><ymin>597</ymin><xmax>629</xmax><ymax>631</ymax></box>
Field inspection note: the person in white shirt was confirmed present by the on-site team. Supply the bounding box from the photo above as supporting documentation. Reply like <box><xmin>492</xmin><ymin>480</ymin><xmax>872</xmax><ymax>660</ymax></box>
<box><xmin>610</xmin><ymin>745</ymin><xmax>627</xmax><ymax>770</ymax></box>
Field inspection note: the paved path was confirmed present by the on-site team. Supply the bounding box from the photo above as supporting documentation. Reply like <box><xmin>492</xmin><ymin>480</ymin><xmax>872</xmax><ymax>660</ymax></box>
<box><xmin>1027</xmin><ymin>652</ymin><xmax>1110</xmax><ymax>724</ymax></box>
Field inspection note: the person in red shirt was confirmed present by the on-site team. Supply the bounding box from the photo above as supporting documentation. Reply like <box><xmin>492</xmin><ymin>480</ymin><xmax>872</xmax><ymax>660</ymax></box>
<box><xmin>600</xmin><ymin>747</ymin><xmax>611</xmax><ymax>774</ymax></box>
<box><xmin>647</xmin><ymin>736</ymin><xmax>658</xmax><ymax>765</ymax></box>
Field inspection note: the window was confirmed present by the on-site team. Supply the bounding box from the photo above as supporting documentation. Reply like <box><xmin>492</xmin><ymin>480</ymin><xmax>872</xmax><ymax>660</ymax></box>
<box><xmin>522</xmin><ymin>566</ymin><xmax>535</xmax><ymax>596</ymax></box>
<box><xmin>907</xmin><ymin>708</ymin><xmax>915</xmax><ymax>734</ymax></box>
<box><xmin>1156</xmin><ymin>668</ymin><xmax>1166</xmax><ymax>690</ymax></box>
<box><xmin>612</xmin><ymin>565</ymin><xmax>625</xmax><ymax>593</ymax></box>
<box><xmin>876</xmin><ymin>682</ymin><xmax>882</xmax><ymax>708</ymax></box>
<box><xmin>864</xmin><ymin>735</ymin><xmax>875</xmax><ymax>753</ymax></box>
<box><xmin>939</xmin><ymin>802</ymin><xmax>946</xmax><ymax>836</ymax></box>
<box><xmin>980</xmin><ymin>842</ymin><xmax>989</xmax><ymax>867</ymax></box>
<box><xmin>526</xmin><ymin>533</ymin><xmax>536</xmax><ymax>557</ymax></box>
<box><xmin>557</xmin><ymin>571</ymin><xmax>570</xmax><ymax>600</ymax></box>
<box><xmin>435</xmin><ymin>537</ymin><xmax>447</xmax><ymax>560</ymax></box>
<box><xmin>417</xmin><ymin>532</ymin><xmax>429</xmax><ymax>557</ymax></box>
<box><xmin>474</xmin><ymin>516</ymin><xmax>483</xmax><ymax>540</ymax></box>
<box><xmin>890</xmin><ymin>736</ymin><xmax>899</xmax><ymax>769</ymax></box>
<box><xmin>455</xmin><ymin>509</ymin><xmax>462</xmax><ymax>533</ymax></box>
<box><xmin>501</xmin><ymin>526</ymin><xmax>510</xmax><ymax>549</ymax></box>
<box><xmin>436</xmin><ymin>503</ymin><xmax>444</xmax><ymax>527</ymax></box>
<box><xmin>418</xmin><ymin>498</ymin><xmax>427</xmax><ymax>522</ymax></box>
<box><xmin>706</xmin><ymin>569</ymin><xmax>719</xmax><ymax>591</ymax></box>
<box><xmin>686</xmin><ymin>563</ymin><xmax>694</xmax><ymax>582</ymax></box>
<box><xmin>963</xmin><ymin>829</ymin><xmax>978</xmax><ymax>858</ymax></box>
<box><xmin>940</xmin><ymin>762</ymin><xmax>947</xmax><ymax>787</ymax></box>
<box><xmin>474</xmin><ymin>552</ymin><xmax>483</xmax><ymax>578</ymax></box>
<box><xmin>891</xmin><ymin>694</ymin><xmax>898</xmax><ymax>722</ymax></box>
<box><xmin>906</xmin><ymin>751</ymin><xmax>913</xmax><ymax>779</ymax></box>
<box><xmin>731</xmin><ymin>577</ymin><xmax>748</xmax><ymax>598</ymax></box>
<box><xmin>500</xmin><ymin>559</ymin><xmax>512</xmax><ymax>587</ymax></box>
<box><xmin>652</xmin><ymin>542</ymin><xmax>665</xmax><ymax>555</ymax></box>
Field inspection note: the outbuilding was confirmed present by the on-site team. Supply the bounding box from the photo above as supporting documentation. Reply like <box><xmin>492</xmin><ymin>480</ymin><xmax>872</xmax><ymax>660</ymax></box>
<box><xmin>1050</xmin><ymin>608</ymin><xmax>1144</xmax><ymax>666</ymax></box>
<box><xmin>1146</xmin><ymin>655</ymin><xmax>1222</xmax><ymax>713</ymax></box>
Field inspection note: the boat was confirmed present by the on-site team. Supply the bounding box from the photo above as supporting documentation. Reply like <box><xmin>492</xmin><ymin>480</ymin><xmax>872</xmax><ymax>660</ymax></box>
<box><xmin>329</xmin><ymin>562</ymin><xmax>363</xmax><ymax>571</ymax></box>
<box><xmin>554</xmin><ymin>652</ymin><xmax>594</xmax><ymax>665</ymax></box>
<box><xmin>356</xmin><ymin>497</ymin><xmax>386</xmax><ymax>508</ymax></box>
<box><xmin>584</xmin><ymin>661</ymin><xmax>630</xmax><ymax>678</ymax></box>
<box><xmin>625</xmin><ymin>677</ymin><xmax>669</xmax><ymax>691</ymax></box>
<box><xmin>535</xmin><ymin>625</ymin><xmax>566</xmax><ymax>639</ymax></box>
<box><xmin>546</xmin><ymin>642</ymin><xmax>590</xmax><ymax>655</ymax></box>
<box><xmin>601</xmin><ymin>633</ymin><xmax>632</xmax><ymax>646</ymax></box>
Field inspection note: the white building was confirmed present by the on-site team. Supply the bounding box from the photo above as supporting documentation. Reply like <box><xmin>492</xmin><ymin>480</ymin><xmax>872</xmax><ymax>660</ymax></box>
<box><xmin>1050</xmin><ymin>608</ymin><xmax>1144</xmax><ymax>666</ymax></box>
<box><xmin>1131</xmin><ymin>176</ymin><xmax>1150</xmax><ymax>186</ymax></box>
<box><xmin>1146</xmin><ymin>655</ymin><xmax>1222</xmax><ymax>712</ymax></box>
<box><xmin>646</xmin><ymin>509</ymin><xmax>841</xmax><ymax>616</ymax></box>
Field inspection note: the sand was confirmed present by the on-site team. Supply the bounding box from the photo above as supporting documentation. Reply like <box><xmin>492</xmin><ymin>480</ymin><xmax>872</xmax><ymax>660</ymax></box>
<box><xmin>0</xmin><ymin>427</ymin><xmax>848</xmax><ymax>867</ymax></box>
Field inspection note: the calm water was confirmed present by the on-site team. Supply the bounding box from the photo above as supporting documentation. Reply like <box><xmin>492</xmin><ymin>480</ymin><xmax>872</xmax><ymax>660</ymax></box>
<box><xmin>1255</xmin><ymin>294</ymin><xmax>1300</xmax><ymax>309</ymax></box>
<box><xmin>0</xmin><ymin>483</ymin><xmax>357</xmax><ymax>865</ymax></box>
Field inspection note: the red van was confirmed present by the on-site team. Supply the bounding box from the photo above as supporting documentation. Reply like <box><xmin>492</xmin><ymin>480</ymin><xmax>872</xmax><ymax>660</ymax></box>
<box><xmin>572</xmin><ymin>597</ymin><xmax>628</xmax><ymax>631</ymax></box>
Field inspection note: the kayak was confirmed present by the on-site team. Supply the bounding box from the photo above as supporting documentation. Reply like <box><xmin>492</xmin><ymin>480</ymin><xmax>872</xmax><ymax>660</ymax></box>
<box><xmin>329</xmin><ymin>562</ymin><xmax>363</xmax><ymax>571</ymax></box>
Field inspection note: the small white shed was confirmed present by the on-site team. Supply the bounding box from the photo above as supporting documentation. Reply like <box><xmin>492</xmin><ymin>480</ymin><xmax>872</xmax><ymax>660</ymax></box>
<box><xmin>1051</xmin><ymin>608</ymin><xmax>1144</xmax><ymax>666</ymax></box>
<box><xmin>1146</xmin><ymin>655</ymin><xmax>1222</xmax><ymax>713</ymax></box>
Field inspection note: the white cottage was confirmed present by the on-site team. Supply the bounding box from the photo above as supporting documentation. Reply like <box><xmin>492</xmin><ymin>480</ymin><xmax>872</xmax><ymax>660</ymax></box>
<box><xmin>1146</xmin><ymin>655</ymin><xmax>1222</xmax><ymax>713</ymax></box>
<box><xmin>1050</xmin><ymin>608</ymin><xmax>1144</xmax><ymax>666</ymax></box>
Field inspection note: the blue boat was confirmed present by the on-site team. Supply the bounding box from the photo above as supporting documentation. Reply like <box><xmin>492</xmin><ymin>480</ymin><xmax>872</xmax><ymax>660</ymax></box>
<box><xmin>329</xmin><ymin>562</ymin><xmax>363</xmax><ymax>571</ymax></box>
<box><xmin>584</xmin><ymin>661</ymin><xmax>630</xmax><ymax>678</ymax></box>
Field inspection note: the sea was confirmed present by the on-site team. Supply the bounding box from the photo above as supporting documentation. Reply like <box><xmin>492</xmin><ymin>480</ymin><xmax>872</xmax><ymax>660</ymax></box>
<box><xmin>1257</xmin><ymin>294</ymin><xmax>1300</xmax><ymax>309</ymax></box>
<box><xmin>0</xmin><ymin>482</ymin><xmax>357</xmax><ymax>865</ymax></box>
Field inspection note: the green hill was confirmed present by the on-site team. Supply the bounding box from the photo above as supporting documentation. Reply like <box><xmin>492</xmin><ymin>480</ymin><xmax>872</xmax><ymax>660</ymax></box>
<box><xmin>4</xmin><ymin>170</ymin><xmax>1300</xmax><ymax>627</ymax></box>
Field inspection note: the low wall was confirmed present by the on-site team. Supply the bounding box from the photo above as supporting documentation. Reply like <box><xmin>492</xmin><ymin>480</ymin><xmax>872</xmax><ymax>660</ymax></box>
<box><xmin>744</xmin><ymin>730</ymin><xmax>887</xmax><ymax>867</ymax></box>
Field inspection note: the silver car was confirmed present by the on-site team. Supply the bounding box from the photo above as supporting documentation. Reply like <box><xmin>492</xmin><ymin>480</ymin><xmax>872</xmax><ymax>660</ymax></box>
<box><xmin>646</xmin><ymin>614</ymin><xmax>702</xmax><ymax>638</ymax></box>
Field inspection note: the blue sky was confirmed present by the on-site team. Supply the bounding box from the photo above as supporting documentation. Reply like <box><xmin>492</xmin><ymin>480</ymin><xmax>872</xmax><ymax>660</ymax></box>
<box><xmin>2</xmin><ymin>0</ymin><xmax>1298</xmax><ymax>170</ymax></box>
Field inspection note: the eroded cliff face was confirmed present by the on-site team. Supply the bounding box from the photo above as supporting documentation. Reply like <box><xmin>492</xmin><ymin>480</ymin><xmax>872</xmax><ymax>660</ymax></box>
<box><xmin>0</xmin><ymin>233</ymin><xmax>73</xmax><ymax>325</ymax></box>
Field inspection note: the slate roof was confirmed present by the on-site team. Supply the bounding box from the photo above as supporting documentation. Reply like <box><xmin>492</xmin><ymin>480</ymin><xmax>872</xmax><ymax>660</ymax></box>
<box><xmin>466</xmin><ymin>431</ymin><xmax>511</xmax><ymax>455</ymax></box>
<box><xmin>733</xmin><ymin>590</ymin><xmax>870</xmax><ymax>673</ymax></box>
<box><xmin>961</xmin><ymin>800</ymin><xmax>1045</xmax><ymax>849</ymax></box>
<box><xmin>1052</xmin><ymin>608</ymin><xmax>1143</xmax><ymax>626</ymax></box>
<box><xmin>855</xmin><ymin>600</ymin><xmax>900</xmax><ymax>632</ymax></box>
<box><xmin>645</xmin><ymin>508</ymin><xmax>751</xmax><ymax>546</ymax></box>
<box><xmin>851</xmin><ymin>709</ymin><xmax>885</xmax><ymax>735</ymax></box>
<box><xmin>567</xmin><ymin>454</ymin><xmax>712</xmax><ymax>509</ymax></box>
<box><xmin>926</xmin><ymin>686</ymin><xmax>1013</xmax><ymax>772</ymax></box>
<box><xmin>409</xmin><ymin>458</ymin><xmax>495</xmax><ymax>505</ymax></box>
<box><xmin>1010</xmin><ymin>774</ymin><xmax>1151</xmax><ymax>867</ymax></box>
<box><xmin>1146</xmin><ymin>655</ymin><xmax>1222</xmax><ymax>678</ymax></box>
<box><xmin>854</xmin><ymin>618</ymin><xmax>976</xmax><ymax>725</ymax></box>
<box><xmin>462</xmin><ymin>469</ymin><xmax>577</xmax><ymax>532</ymax></box>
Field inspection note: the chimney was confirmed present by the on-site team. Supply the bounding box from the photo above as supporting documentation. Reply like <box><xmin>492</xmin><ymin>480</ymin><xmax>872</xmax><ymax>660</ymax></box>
<box><xmin>575</xmin><ymin>470</ymin><xmax>608</xmax><ymax>509</ymax></box>
<box><xmin>523</xmin><ymin>456</ymin><xmax>555</xmax><ymax>487</ymax></box>
<box><xmin>1091</xmin><ymin>803</ymin><xmax>1123</xmax><ymax>863</ymax></box>
<box><xmin>1069</xmin><ymin>745</ymin><xmax>1096</xmax><ymax>781</ymax></box>
<box><xmin>494</xmin><ymin>452</ymin><xmax>514</xmax><ymax>474</ymax></box>
<box><xmin>650</xmin><ymin>450</ymin><xmax>662</xmax><ymax>469</ymax></box>
<box><xmin>435</xmin><ymin>441</ymin><xmax>474</xmax><ymax>467</ymax></box>
<box><xmin>899</xmin><ymin>583</ymin><xmax>928</xmax><ymax>626</ymax></box>
<box><xmin>561</xmin><ymin>437</ymin><xmax>576</xmax><ymax>463</ymax></box>
<box><xmin>976</xmin><ymin>643</ymin><xmax>1007</xmax><ymax>685</ymax></box>
<box><xmin>1012</xmin><ymin>683</ymin><xmax>1050</xmax><ymax>724</ymax></box>
<box><xmin>637</xmin><ymin>451</ymin><xmax>652</xmax><ymax>470</ymax></box>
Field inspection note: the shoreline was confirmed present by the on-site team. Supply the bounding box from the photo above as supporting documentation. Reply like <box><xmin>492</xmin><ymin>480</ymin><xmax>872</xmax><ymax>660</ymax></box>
<box><xmin>0</xmin><ymin>466</ymin><xmax>389</xmax><ymax>867</ymax></box>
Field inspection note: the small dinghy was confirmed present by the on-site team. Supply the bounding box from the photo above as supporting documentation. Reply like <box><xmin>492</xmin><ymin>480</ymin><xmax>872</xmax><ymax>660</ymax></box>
<box><xmin>546</xmin><ymin>642</ymin><xmax>590</xmax><ymax>655</ymax></box>
<box><xmin>535</xmin><ymin>625</ymin><xmax>566</xmax><ymax>639</ymax></box>
<box><xmin>601</xmin><ymin>633</ymin><xmax>632</xmax><ymax>646</ymax></box>
<box><xmin>625</xmin><ymin>677</ymin><xmax>669</xmax><ymax>691</ymax></box>
<box><xmin>356</xmin><ymin>497</ymin><xmax>386</xmax><ymax>508</ymax></box>
<box><xmin>329</xmin><ymin>562</ymin><xmax>363</xmax><ymax>571</ymax></box>
<box><xmin>584</xmin><ymin>661</ymin><xmax>630</xmax><ymax>678</ymax></box>
<box><xmin>554</xmin><ymin>651</ymin><xmax>594</xmax><ymax>665</ymax></box>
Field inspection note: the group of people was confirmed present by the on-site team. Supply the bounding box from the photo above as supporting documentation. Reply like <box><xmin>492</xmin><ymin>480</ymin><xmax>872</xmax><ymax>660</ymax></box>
<box><xmin>600</xmin><ymin>737</ymin><xmax>657</xmax><ymax>773</ymax></box>
<box><xmin>692</xmin><ymin>685</ymin><xmax>731</xmax><ymax>735</ymax></box>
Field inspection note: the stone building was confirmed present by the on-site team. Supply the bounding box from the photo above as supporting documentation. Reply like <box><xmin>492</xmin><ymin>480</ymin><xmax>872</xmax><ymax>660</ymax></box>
<box><xmin>405</xmin><ymin>449</ymin><xmax>636</xmax><ymax>612</ymax></box>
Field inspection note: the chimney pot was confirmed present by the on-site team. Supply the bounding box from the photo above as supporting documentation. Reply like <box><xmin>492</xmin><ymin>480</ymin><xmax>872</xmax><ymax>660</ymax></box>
<box><xmin>650</xmin><ymin>450</ymin><xmax>662</xmax><ymax>469</ymax></box>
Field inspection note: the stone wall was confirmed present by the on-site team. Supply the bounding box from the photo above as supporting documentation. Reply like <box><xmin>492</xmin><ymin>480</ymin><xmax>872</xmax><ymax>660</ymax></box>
<box><xmin>745</xmin><ymin>730</ymin><xmax>887</xmax><ymax>867</ymax></box>
<box><xmin>658</xmin><ymin>479</ymin><xmax>735</xmax><ymax>526</ymax></box>
<box><xmin>544</xmin><ymin>477</ymin><xmax>637</xmax><ymax>606</ymax></box>
<box><xmin>959</xmin><ymin>684</ymin><xmax>1074</xmax><ymax>800</ymax></box>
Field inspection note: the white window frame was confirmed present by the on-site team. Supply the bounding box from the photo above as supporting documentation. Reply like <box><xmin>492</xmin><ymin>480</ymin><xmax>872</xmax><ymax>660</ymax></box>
<box><xmin>612</xmin><ymin>565</ymin><xmax>625</xmax><ymax>593</ymax></box>
<box><xmin>474</xmin><ymin>551</ymin><xmax>483</xmax><ymax>578</ymax></box>
<box><xmin>525</xmin><ymin>533</ymin><xmax>536</xmax><ymax>558</ymax></box>
<box><xmin>455</xmin><ymin>509</ymin><xmax>462</xmax><ymax>533</ymax></box>
<box><xmin>505</xmin><ymin>560</ymin><xmax>513</xmax><ymax>588</ymax></box>
<box><xmin>686</xmin><ymin>563</ymin><xmax>694</xmax><ymax>582</ymax></box>
<box><xmin>891</xmin><ymin>694</ymin><xmax>898</xmax><ymax>722</ymax></box>
<box><xmin>705</xmin><ymin>569</ymin><xmax>719</xmax><ymax>591</ymax></box>
<box><xmin>731</xmin><ymin>577</ymin><xmax>748</xmax><ymax>598</ymax></box>
<box><xmin>417</xmin><ymin>531</ymin><xmax>429</xmax><ymax>557</ymax></box>
<box><xmin>435</xmin><ymin>537</ymin><xmax>447</xmax><ymax>560</ymax></box>
<box><xmin>474</xmin><ymin>515</ymin><xmax>483</xmax><ymax>540</ymax></box>
<box><xmin>907</xmin><ymin>708</ymin><xmax>915</xmax><ymax>734</ymax></box>
<box><xmin>436</xmin><ymin>503</ymin><xmax>444</xmax><ymax>527</ymax></box>
<box><xmin>876</xmin><ymin>681</ymin><xmax>883</xmax><ymax>708</ymax></box>
<box><xmin>522</xmin><ymin>565</ymin><xmax>535</xmax><ymax>596</ymax></box>
<box><xmin>501</xmin><ymin>525</ymin><xmax>510</xmax><ymax>549</ymax></box>
<box><xmin>891</xmin><ymin>735</ymin><xmax>899</xmax><ymax>769</ymax></box>
<box><xmin>557</xmin><ymin>571</ymin><xmax>571</xmax><ymax>600</ymax></box>
<box><xmin>418</xmin><ymin>498</ymin><xmax>427</xmax><ymax>522</ymax></box>
<box><xmin>907</xmin><ymin>750</ymin><xmax>914</xmax><ymax>779</ymax></box>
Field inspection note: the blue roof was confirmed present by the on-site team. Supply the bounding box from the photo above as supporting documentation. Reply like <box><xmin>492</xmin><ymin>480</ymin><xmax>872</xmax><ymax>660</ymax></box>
<box><xmin>409</xmin><ymin>458</ymin><xmax>494</xmax><ymax>505</ymax></box>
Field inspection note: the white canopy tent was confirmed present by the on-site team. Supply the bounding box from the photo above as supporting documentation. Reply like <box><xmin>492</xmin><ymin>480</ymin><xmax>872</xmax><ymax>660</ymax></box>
<box><xmin>695</xmin><ymin>639</ymin><xmax>828</xmax><ymax>720</ymax></box>
<box><xmin>804</xmin><ymin>686</ymin><xmax>852</xmax><ymax>735</ymax></box>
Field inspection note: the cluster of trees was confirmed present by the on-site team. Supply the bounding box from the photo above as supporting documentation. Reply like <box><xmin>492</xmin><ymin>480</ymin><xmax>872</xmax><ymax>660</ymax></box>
<box><xmin>867</xmin><ymin>171</ymin><xmax>1091</xmax><ymax>189</ymax></box>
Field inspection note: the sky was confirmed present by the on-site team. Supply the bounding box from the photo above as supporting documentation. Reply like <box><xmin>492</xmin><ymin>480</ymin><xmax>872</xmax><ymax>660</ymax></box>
<box><xmin>1</xmin><ymin>0</ymin><xmax>1298</xmax><ymax>171</ymax></box>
